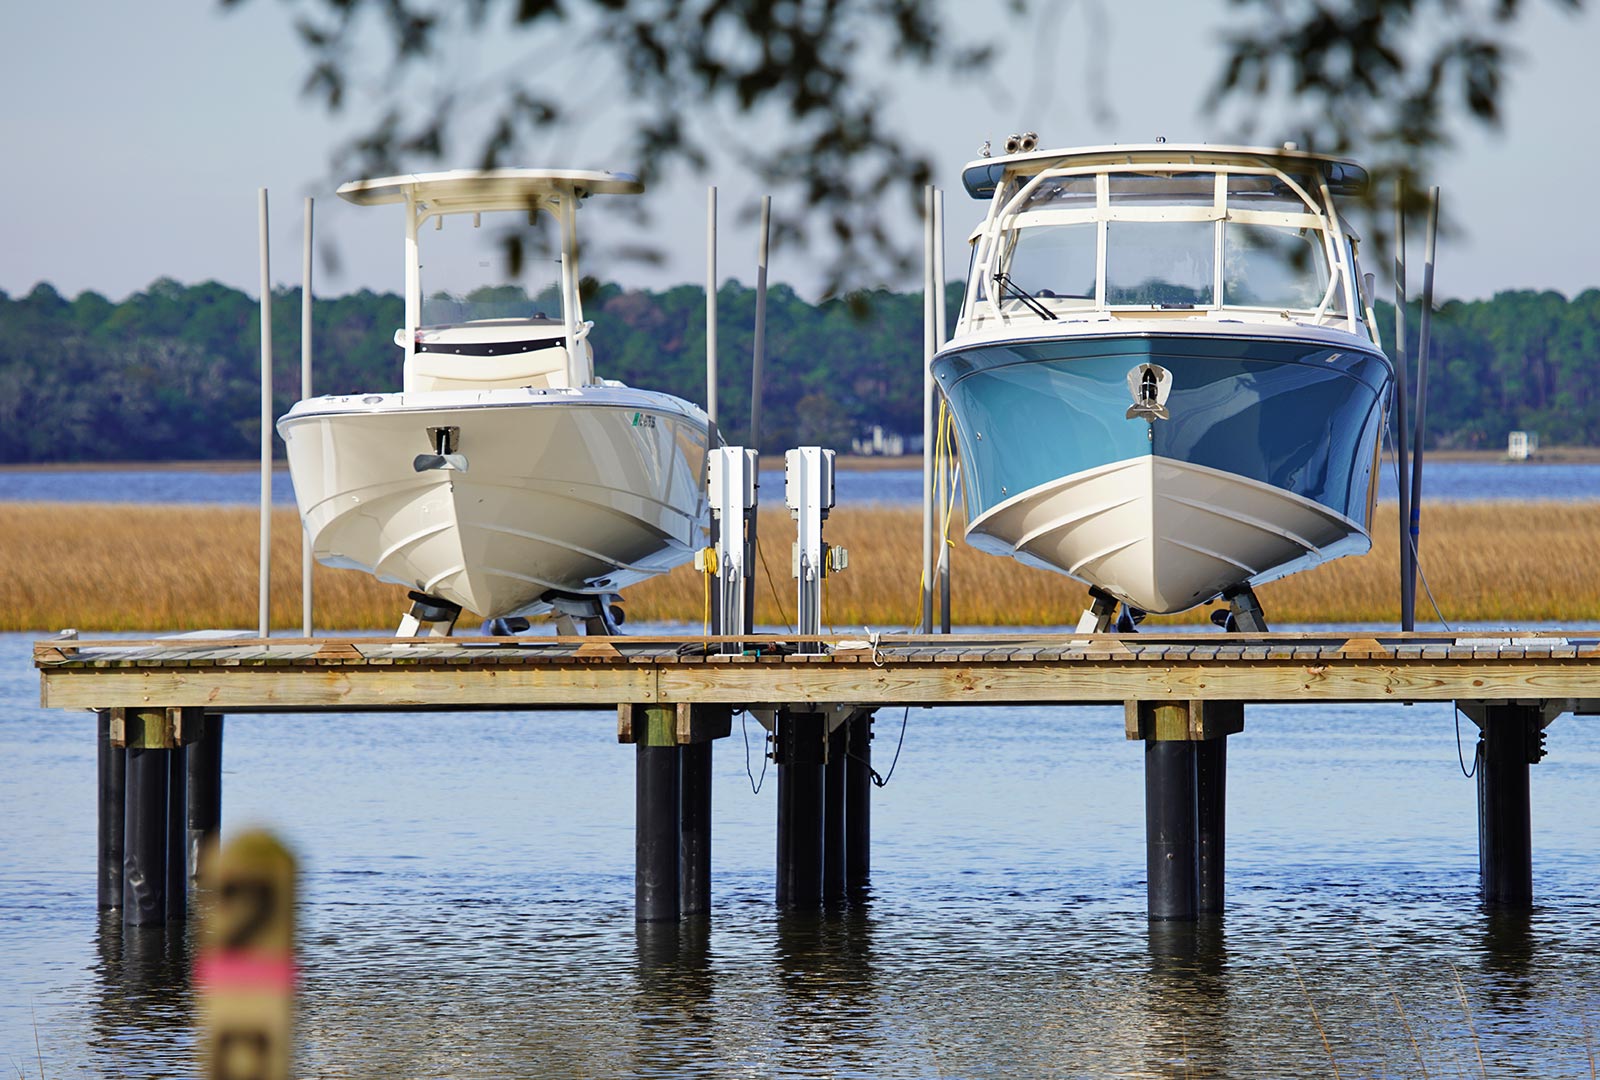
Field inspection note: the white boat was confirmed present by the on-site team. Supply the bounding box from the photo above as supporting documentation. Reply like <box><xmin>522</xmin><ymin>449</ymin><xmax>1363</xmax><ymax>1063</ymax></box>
<box><xmin>933</xmin><ymin>143</ymin><xmax>1393</xmax><ymax>619</ymax></box>
<box><xmin>277</xmin><ymin>169</ymin><xmax>712</xmax><ymax>627</ymax></box>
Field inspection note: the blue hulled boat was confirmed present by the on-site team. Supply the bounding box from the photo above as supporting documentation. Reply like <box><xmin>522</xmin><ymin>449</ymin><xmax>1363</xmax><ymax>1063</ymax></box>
<box><xmin>932</xmin><ymin>144</ymin><xmax>1393</xmax><ymax>615</ymax></box>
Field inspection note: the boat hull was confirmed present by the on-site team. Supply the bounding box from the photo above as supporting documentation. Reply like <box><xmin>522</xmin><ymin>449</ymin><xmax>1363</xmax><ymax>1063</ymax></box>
<box><xmin>278</xmin><ymin>388</ymin><xmax>711</xmax><ymax>619</ymax></box>
<box><xmin>933</xmin><ymin>330</ymin><xmax>1392</xmax><ymax>613</ymax></box>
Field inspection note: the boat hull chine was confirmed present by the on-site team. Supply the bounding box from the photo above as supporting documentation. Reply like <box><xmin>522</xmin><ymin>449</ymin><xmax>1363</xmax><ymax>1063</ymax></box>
<box><xmin>279</xmin><ymin>391</ymin><xmax>710</xmax><ymax>620</ymax></box>
<box><xmin>935</xmin><ymin>330</ymin><xmax>1391</xmax><ymax>614</ymax></box>
<box><xmin>969</xmin><ymin>455</ymin><xmax>1367</xmax><ymax>614</ymax></box>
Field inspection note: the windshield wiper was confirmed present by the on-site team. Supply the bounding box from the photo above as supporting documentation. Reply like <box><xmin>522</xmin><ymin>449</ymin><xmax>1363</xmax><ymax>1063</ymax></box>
<box><xmin>993</xmin><ymin>272</ymin><xmax>1058</xmax><ymax>320</ymax></box>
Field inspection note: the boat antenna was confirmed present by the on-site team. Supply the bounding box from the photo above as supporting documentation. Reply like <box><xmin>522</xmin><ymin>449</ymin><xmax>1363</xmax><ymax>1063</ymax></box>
<box><xmin>1408</xmin><ymin>187</ymin><xmax>1441</xmax><ymax>621</ymax></box>
<box><xmin>1394</xmin><ymin>180</ymin><xmax>1414</xmax><ymax>632</ymax></box>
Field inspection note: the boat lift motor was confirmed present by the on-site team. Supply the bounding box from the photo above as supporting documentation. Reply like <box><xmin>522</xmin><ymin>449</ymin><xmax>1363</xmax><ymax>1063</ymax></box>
<box><xmin>701</xmin><ymin>447</ymin><xmax>758</xmax><ymax>653</ymax></box>
<box><xmin>786</xmin><ymin>447</ymin><xmax>847</xmax><ymax>655</ymax></box>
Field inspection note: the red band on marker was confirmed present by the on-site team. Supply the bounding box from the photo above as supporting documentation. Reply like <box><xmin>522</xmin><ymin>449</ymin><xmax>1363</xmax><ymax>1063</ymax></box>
<box><xmin>194</xmin><ymin>953</ymin><xmax>298</xmax><ymax>992</ymax></box>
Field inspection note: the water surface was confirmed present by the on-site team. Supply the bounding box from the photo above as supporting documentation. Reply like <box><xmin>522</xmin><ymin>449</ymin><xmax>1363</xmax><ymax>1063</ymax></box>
<box><xmin>4</xmin><ymin>630</ymin><xmax>1599</xmax><ymax>1077</ymax></box>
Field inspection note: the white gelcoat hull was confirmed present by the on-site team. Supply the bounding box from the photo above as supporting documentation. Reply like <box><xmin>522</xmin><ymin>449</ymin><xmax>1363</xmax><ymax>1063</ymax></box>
<box><xmin>966</xmin><ymin>456</ymin><xmax>1367</xmax><ymax>614</ymax></box>
<box><xmin>279</xmin><ymin>390</ymin><xmax>710</xmax><ymax>619</ymax></box>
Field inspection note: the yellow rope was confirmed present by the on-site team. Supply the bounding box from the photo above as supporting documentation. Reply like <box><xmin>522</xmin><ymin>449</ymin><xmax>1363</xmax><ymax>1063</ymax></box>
<box><xmin>700</xmin><ymin>546</ymin><xmax>718</xmax><ymax>637</ymax></box>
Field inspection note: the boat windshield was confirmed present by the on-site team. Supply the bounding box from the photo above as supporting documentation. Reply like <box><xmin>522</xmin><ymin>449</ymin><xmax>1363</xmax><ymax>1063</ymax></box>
<box><xmin>417</xmin><ymin>215</ymin><xmax>564</xmax><ymax>327</ymax></box>
<box><xmin>979</xmin><ymin>165</ymin><xmax>1350</xmax><ymax>323</ymax></box>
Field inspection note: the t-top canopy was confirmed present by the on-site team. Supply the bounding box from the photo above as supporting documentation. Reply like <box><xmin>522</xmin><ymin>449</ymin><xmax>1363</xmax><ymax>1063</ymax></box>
<box><xmin>337</xmin><ymin>168</ymin><xmax>644</xmax><ymax>213</ymax></box>
<box><xmin>961</xmin><ymin>143</ymin><xmax>1367</xmax><ymax>200</ymax></box>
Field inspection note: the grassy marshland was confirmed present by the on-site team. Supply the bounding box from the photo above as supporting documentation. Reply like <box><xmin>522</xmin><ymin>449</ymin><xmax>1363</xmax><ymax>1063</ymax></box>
<box><xmin>3</xmin><ymin>501</ymin><xmax>1597</xmax><ymax>633</ymax></box>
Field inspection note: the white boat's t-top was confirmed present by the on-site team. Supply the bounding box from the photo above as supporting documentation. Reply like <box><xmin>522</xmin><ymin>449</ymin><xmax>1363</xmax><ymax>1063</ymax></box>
<box><xmin>277</xmin><ymin>167</ymin><xmax>713</xmax><ymax>627</ymax></box>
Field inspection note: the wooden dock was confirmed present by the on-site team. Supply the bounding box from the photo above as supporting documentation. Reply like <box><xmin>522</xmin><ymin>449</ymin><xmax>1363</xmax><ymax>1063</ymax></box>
<box><xmin>34</xmin><ymin>630</ymin><xmax>1600</xmax><ymax>711</ymax></box>
<box><xmin>36</xmin><ymin>629</ymin><xmax>1593</xmax><ymax>927</ymax></box>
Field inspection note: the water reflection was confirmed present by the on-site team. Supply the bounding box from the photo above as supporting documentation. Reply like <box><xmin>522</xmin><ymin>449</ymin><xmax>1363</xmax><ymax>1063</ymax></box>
<box><xmin>89</xmin><ymin>914</ymin><xmax>195</xmax><ymax>1072</ymax></box>
<box><xmin>1142</xmin><ymin>917</ymin><xmax>1229</xmax><ymax>1077</ymax></box>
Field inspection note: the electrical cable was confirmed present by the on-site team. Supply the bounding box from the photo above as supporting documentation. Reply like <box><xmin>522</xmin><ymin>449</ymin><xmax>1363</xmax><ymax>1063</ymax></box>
<box><xmin>845</xmin><ymin>706</ymin><xmax>911</xmax><ymax>788</ymax></box>
<box><xmin>739</xmin><ymin>709</ymin><xmax>768</xmax><ymax>794</ymax></box>
<box><xmin>1383</xmin><ymin>426</ymin><xmax>1452</xmax><ymax>631</ymax></box>
<box><xmin>757</xmin><ymin>534</ymin><xmax>793</xmax><ymax>632</ymax></box>
<box><xmin>1454</xmin><ymin>705</ymin><xmax>1479</xmax><ymax>779</ymax></box>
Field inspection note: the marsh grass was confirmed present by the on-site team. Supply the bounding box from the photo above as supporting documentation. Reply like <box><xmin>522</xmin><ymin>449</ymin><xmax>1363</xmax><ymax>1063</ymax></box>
<box><xmin>4</xmin><ymin>500</ymin><xmax>1599</xmax><ymax>632</ymax></box>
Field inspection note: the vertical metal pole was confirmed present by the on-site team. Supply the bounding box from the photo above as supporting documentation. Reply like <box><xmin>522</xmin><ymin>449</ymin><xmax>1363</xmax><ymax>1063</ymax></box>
<box><xmin>1393</xmin><ymin>183</ymin><xmax>1413</xmax><ymax>631</ymax></box>
<box><xmin>749</xmin><ymin>195</ymin><xmax>771</xmax><ymax>453</ymax></box>
<box><xmin>258</xmin><ymin>189</ymin><xmax>273</xmax><ymax>638</ymax></box>
<box><xmin>1145</xmin><ymin>740</ymin><xmax>1197</xmax><ymax>921</ymax></box>
<box><xmin>823</xmin><ymin>721</ymin><xmax>847</xmax><ymax>904</ymax></box>
<box><xmin>563</xmin><ymin>196</ymin><xmax>588</xmax><ymax>387</ymax></box>
<box><xmin>301</xmin><ymin>197</ymin><xmax>314</xmax><ymax>636</ymax></box>
<box><xmin>934</xmin><ymin>188</ymin><xmax>952</xmax><ymax>634</ymax></box>
<box><xmin>679</xmin><ymin>738</ymin><xmax>712</xmax><ymax>918</ymax></box>
<box><xmin>746</xmin><ymin>196</ymin><xmax>771</xmax><ymax>632</ymax></box>
<box><xmin>706</xmin><ymin>186</ymin><xmax>718</xmax><ymax>427</ymax></box>
<box><xmin>1195</xmin><ymin>736</ymin><xmax>1227</xmax><ymax>914</ymax></box>
<box><xmin>1409</xmin><ymin>186</ymin><xmax>1440</xmax><ymax>618</ymax></box>
<box><xmin>921</xmin><ymin>185</ymin><xmax>936</xmax><ymax>633</ymax></box>
<box><xmin>776</xmin><ymin>710</ymin><xmax>825</xmax><ymax>910</ymax></box>
<box><xmin>403</xmin><ymin>190</ymin><xmax>420</xmax><ymax>367</ymax></box>
<box><xmin>845</xmin><ymin>711</ymin><xmax>872</xmax><ymax>895</ymax></box>
<box><xmin>636</xmin><ymin>739</ymin><xmax>681</xmax><ymax>922</ymax></box>
<box><xmin>165</xmin><ymin>748</ymin><xmax>186</xmax><ymax>921</ymax></box>
<box><xmin>186</xmin><ymin>715</ymin><xmax>223</xmax><ymax>883</ymax></box>
<box><xmin>1477</xmin><ymin>705</ymin><xmax>1535</xmax><ymax>908</ymax></box>
<box><xmin>122</xmin><ymin>747</ymin><xmax>168</xmax><ymax>927</ymax></box>
<box><xmin>96</xmin><ymin>710</ymin><xmax>125</xmax><ymax>910</ymax></box>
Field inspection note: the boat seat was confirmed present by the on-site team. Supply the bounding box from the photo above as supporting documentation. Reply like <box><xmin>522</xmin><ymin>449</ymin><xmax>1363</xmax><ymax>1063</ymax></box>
<box><xmin>405</xmin><ymin>344</ymin><xmax>574</xmax><ymax>392</ymax></box>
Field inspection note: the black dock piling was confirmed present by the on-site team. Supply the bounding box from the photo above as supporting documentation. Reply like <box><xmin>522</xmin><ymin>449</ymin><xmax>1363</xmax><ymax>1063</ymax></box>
<box><xmin>1195</xmin><ymin>706</ymin><xmax>1238</xmax><ymax>914</ymax></box>
<box><xmin>679</xmin><ymin>739</ymin><xmax>713</xmax><ymax>918</ymax></box>
<box><xmin>164</xmin><ymin>748</ymin><xmax>186</xmax><ymax>921</ymax></box>
<box><xmin>1145</xmin><ymin>740</ymin><xmax>1197</xmax><ymax>921</ymax></box>
<box><xmin>1133</xmin><ymin>701</ymin><xmax>1242</xmax><ymax>921</ymax></box>
<box><xmin>122</xmin><ymin>744</ymin><xmax>169</xmax><ymax>927</ymax></box>
<box><xmin>96</xmin><ymin>710</ymin><xmax>125</xmax><ymax>910</ymax></box>
<box><xmin>1476</xmin><ymin>703</ymin><xmax>1542</xmax><ymax>908</ymax></box>
<box><xmin>776</xmin><ymin>709</ymin><xmax>826</xmax><ymax>910</ymax></box>
<box><xmin>186</xmin><ymin>714</ymin><xmax>223</xmax><ymax>883</ymax></box>
<box><xmin>635</xmin><ymin>702</ymin><xmax>682</xmax><ymax>922</ymax></box>
<box><xmin>823</xmin><ymin>720</ymin><xmax>847</xmax><ymax>904</ymax></box>
<box><xmin>845</xmin><ymin>711</ymin><xmax>872</xmax><ymax>896</ymax></box>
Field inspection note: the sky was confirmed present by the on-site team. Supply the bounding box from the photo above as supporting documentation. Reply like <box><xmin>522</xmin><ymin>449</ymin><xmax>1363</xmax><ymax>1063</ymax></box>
<box><xmin>5</xmin><ymin>0</ymin><xmax>1598</xmax><ymax>306</ymax></box>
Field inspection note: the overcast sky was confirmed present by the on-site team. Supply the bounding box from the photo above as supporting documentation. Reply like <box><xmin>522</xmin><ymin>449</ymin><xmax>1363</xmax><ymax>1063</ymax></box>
<box><xmin>5</xmin><ymin>0</ymin><xmax>1597</xmax><ymax>305</ymax></box>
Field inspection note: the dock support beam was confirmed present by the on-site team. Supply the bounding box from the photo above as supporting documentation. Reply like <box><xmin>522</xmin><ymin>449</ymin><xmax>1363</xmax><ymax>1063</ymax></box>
<box><xmin>823</xmin><ymin>720</ymin><xmax>847</xmax><ymax>904</ymax></box>
<box><xmin>186</xmin><ymin>714</ymin><xmax>223</xmax><ymax>882</ymax></box>
<box><xmin>776</xmin><ymin>709</ymin><xmax>826</xmax><ymax>910</ymax></box>
<box><xmin>635</xmin><ymin>704</ymin><xmax>681</xmax><ymax>923</ymax></box>
<box><xmin>680</xmin><ymin>740</ymin><xmax>713</xmax><ymax>918</ymax></box>
<box><xmin>1195</xmin><ymin>737</ymin><xmax>1227</xmax><ymax>915</ymax></box>
<box><xmin>1130</xmin><ymin>701</ymin><xmax>1243</xmax><ymax>921</ymax></box>
<box><xmin>96</xmin><ymin>710</ymin><xmax>125</xmax><ymax>910</ymax></box>
<box><xmin>621</xmin><ymin>703</ymin><xmax>731</xmax><ymax>922</ymax></box>
<box><xmin>845</xmin><ymin>711</ymin><xmax>872</xmax><ymax>896</ymax></box>
<box><xmin>123</xmin><ymin>744</ymin><xmax>169</xmax><ymax>927</ymax></box>
<box><xmin>1475</xmin><ymin>703</ymin><xmax>1543</xmax><ymax>908</ymax></box>
<box><xmin>1145</xmin><ymin>740</ymin><xmax>1197</xmax><ymax>921</ymax></box>
<box><xmin>164</xmin><ymin>749</ymin><xmax>186</xmax><ymax>922</ymax></box>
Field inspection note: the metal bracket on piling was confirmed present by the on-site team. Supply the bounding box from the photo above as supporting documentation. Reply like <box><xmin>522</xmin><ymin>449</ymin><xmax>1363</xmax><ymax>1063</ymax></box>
<box><xmin>785</xmin><ymin>447</ymin><xmax>842</xmax><ymax>654</ymax></box>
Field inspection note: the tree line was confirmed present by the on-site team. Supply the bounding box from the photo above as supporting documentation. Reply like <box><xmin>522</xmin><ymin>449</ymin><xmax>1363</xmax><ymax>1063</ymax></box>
<box><xmin>1</xmin><ymin>277</ymin><xmax>1596</xmax><ymax>463</ymax></box>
